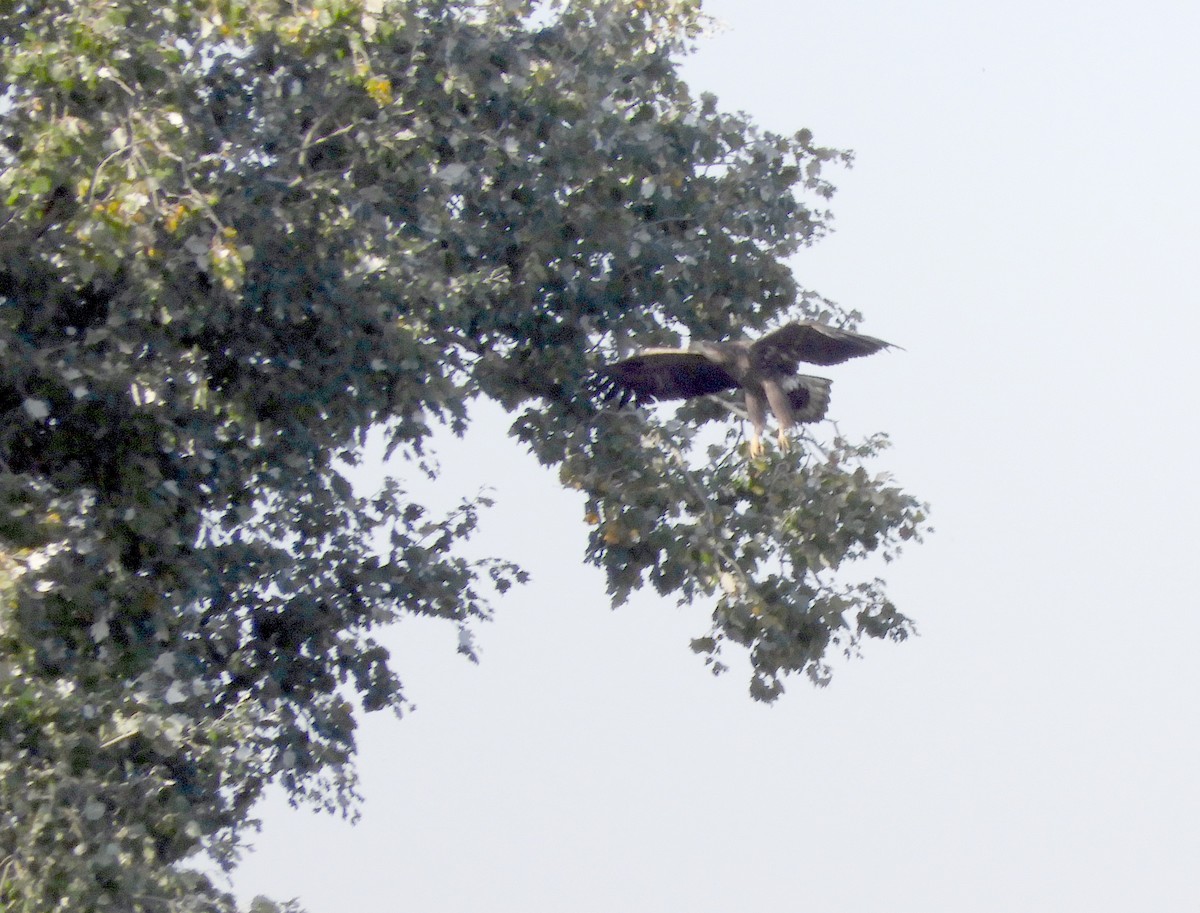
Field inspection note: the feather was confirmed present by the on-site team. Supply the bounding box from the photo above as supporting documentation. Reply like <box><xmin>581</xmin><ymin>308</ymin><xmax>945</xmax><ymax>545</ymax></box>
<box><xmin>783</xmin><ymin>374</ymin><xmax>833</xmax><ymax>423</ymax></box>
<box><xmin>752</xmin><ymin>321</ymin><xmax>892</xmax><ymax>369</ymax></box>
<box><xmin>595</xmin><ymin>350</ymin><xmax>738</xmax><ymax>406</ymax></box>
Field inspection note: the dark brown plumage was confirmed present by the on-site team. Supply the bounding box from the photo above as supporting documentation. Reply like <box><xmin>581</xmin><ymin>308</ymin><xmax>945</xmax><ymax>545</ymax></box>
<box><xmin>595</xmin><ymin>321</ymin><xmax>892</xmax><ymax>455</ymax></box>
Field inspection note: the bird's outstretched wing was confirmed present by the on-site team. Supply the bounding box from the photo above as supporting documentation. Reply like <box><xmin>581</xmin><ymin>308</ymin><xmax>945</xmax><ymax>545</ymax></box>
<box><xmin>752</xmin><ymin>321</ymin><xmax>893</xmax><ymax>369</ymax></box>
<box><xmin>594</xmin><ymin>349</ymin><xmax>739</xmax><ymax>407</ymax></box>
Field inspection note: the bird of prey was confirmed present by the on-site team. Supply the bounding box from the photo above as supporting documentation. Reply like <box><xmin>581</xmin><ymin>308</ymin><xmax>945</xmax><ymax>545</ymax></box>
<box><xmin>595</xmin><ymin>321</ymin><xmax>892</xmax><ymax>456</ymax></box>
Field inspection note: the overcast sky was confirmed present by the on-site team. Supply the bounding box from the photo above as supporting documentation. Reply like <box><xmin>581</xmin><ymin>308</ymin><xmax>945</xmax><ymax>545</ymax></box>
<box><xmin>231</xmin><ymin>1</ymin><xmax>1200</xmax><ymax>910</ymax></box>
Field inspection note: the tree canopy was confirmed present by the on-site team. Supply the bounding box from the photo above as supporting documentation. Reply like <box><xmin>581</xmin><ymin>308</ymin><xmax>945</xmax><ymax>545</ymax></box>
<box><xmin>0</xmin><ymin>0</ymin><xmax>928</xmax><ymax>909</ymax></box>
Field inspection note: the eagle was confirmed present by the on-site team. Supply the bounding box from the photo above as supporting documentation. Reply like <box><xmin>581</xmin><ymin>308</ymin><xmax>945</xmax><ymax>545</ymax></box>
<box><xmin>595</xmin><ymin>321</ymin><xmax>892</xmax><ymax>456</ymax></box>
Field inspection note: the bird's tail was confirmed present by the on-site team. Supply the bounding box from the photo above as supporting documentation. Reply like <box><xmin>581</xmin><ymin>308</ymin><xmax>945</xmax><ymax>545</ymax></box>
<box><xmin>785</xmin><ymin>375</ymin><xmax>832</xmax><ymax>423</ymax></box>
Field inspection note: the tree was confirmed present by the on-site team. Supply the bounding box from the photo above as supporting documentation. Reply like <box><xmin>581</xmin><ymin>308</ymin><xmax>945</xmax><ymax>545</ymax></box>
<box><xmin>0</xmin><ymin>0</ymin><xmax>928</xmax><ymax>909</ymax></box>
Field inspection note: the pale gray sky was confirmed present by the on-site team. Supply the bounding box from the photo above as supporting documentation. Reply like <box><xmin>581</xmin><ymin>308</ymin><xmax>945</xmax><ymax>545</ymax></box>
<box><xmin>232</xmin><ymin>1</ymin><xmax>1200</xmax><ymax>909</ymax></box>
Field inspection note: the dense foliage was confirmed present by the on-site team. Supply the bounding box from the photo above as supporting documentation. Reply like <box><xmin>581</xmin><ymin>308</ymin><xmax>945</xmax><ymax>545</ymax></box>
<box><xmin>0</xmin><ymin>0</ymin><xmax>927</xmax><ymax>909</ymax></box>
